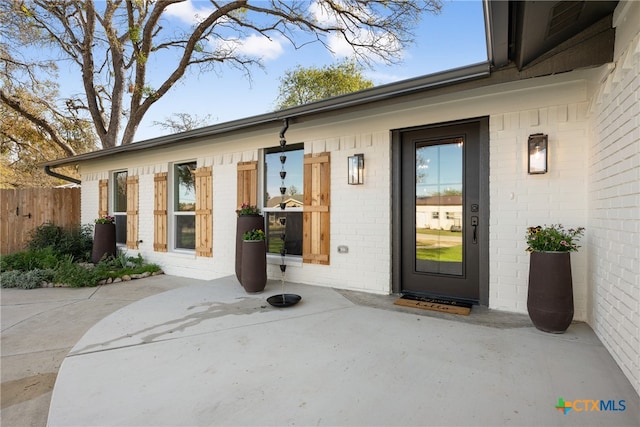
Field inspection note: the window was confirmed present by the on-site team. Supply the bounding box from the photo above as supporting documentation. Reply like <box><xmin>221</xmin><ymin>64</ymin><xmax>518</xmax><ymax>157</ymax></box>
<box><xmin>113</xmin><ymin>170</ymin><xmax>127</xmax><ymax>245</ymax></box>
<box><xmin>432</xmin><ymin>211</ymin><xmax>440</xmax><ymax>219</ymax></box>
<box><xmin>173</xmin><ymin>161</ymin><xmax>196</xmax><ymax>250</ymax></box>
<box><xmin>264</xmin><ymin>143</ymin><xmax>304</xmax><ymax>256</ymax></box>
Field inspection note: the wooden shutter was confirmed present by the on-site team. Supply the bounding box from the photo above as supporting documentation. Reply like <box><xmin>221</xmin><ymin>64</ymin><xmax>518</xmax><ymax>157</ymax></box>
<box><xmin>126</xmin><ymin>176</ymin><xmax>139</xmax><ymax>249</ymax></box>
<box><xmin>154</xmin><ymin>173</ymin><xmax>168</xmax><ymax>252</ymax></box>
<box><xmin>237</xmin><ymin>161</ymin><xmax>258</xmax><ymax>209</ymax></box>
<box><xmin>303</xmin><ymin>152</ymin><xmax>330</xmax><ymax>265</ymax></box>
<box><xmin>195</xmin><ymin>167</ymin><xmax>213</xmax><ymax>257</ymax></box>
<box><xmin>98</xmin><ymin>179</ymin><xmax>109</xmax><ymax>217</ymax></box>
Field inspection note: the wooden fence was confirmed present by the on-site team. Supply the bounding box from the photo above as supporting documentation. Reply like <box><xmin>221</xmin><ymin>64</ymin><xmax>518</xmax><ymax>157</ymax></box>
<box><xmin>0</xmin><ymin>188</ymin><xmax>81</xmax><ymax>255</ymax></box>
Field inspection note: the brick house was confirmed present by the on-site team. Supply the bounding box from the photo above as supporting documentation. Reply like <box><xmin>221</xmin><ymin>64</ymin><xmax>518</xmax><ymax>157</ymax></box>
<box><xmin>44</xmin><ymin>1</ymin><xmax>639</xmax><ymax>395</ymax></box>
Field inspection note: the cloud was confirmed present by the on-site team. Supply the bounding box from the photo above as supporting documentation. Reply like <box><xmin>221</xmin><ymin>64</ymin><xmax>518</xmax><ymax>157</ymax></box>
<box><xmin>165</xmin><ymin>1</ymin><xmax>214</xmax><ymax>25</ymax></box>
<box><xmin>235</xmin><ymin>34</ymin><xmax>285</xmax><ymax>61</ymax></box>
<box><xmin>215</xmin><ymin>34</ymin><xmax>286</xmax><ymax>62</ymax></box>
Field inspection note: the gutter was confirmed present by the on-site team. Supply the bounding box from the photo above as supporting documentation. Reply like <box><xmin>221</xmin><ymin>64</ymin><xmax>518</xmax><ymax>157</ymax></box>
<box><xmin>41</xmin><ymin>61</ymin><xmax>490</xmax><ymax>169</ymax></box>
<box><xmin>45</xmin><ymin>165</ymin><xmax>81</xmax><ymax>185</ymax></box>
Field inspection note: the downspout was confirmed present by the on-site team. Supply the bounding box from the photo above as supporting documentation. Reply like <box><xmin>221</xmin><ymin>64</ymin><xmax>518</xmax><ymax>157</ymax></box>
<box><xmin>44</xmin><ymin>165</ymin><xmax>81</xmax><ymax>185</ymax></box>
<box><xmin>279</xmin><ymin>118</ymin><xmax>289</xmax><ymax>139</ymax></box>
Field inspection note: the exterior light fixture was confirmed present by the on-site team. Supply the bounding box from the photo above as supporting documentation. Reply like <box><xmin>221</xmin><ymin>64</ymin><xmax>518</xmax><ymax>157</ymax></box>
<box><xmin>528</xmin><ymin>133</ymin><xmax>548</xmax><ymax>174</ymax></box>
<box><xmin>348</xmin><ymin>153</ymin><xmax>364</xmax><ymax>185</ymax></box>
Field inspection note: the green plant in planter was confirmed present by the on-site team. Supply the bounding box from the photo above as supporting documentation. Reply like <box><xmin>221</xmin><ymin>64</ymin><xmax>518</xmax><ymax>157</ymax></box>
<box><xmin>243</xmin><ymin>228</ymin><xmax>265</xmax><ymax>241</ymax></box>
<box><xmin>236</xmin><ymin>203</ymin><xmax>261</xmax><ymax>216</ymax></box>
<box><xmin>95</xmin><ymin>215</ymin><xmax>115</xmax><ymax>224</ymax></box>
<box><xmin>525</xmin><ymin>224</ymin><xmax>585</xmax><ymax>253</ymax></box>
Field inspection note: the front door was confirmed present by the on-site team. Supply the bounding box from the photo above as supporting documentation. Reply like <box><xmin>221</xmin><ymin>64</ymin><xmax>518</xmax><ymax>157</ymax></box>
<box><xmin>398</xmin><ymin>120</ymin><xmax>486</xmax><ymax>303</ymax></box>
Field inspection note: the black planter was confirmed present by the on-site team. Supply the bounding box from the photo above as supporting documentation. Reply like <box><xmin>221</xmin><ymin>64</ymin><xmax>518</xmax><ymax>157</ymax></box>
<box><xmin>92</xmin><ymin>223</ymin><xmax>117</xmax><ymax>264</ymax></box>
<box><xmin>240</xmin><ymin>240</ymin><xmax>267</xmax><ymax>293</ymax></box>
<box><xmin>527</xmin><ymin>251</ymin><xmax>574</xmax><ymax>333</ymax></box>
<box><xmin>235</xmin><ymin>215</ymin><xmax>264</xmax><ymax>284</ymax></box>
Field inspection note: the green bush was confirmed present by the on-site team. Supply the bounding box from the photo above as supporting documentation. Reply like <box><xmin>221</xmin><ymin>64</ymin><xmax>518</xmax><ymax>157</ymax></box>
<box><xmin>92</xmin><ymin>252</ymin><xmax>161</xmax><ymax>280</ymax></box>
<box><xmin>27</xmin><ymin>222</ymin><xmax>63</xmax><ymax>251</ymax></box>
<box><xmin>52</xmin><ymin>256</ymin><xmax>99</xmax><ymax>288</ymax></box>
<box><xmin>1</xmin><ymin>247</ymin><xmax>62</xmax><ymax>272</ymax></box>
<box><xmin>2</xmin><ymin>240</ymin><xmax>162</xmax><ymax>288</ymax></box>
<box><xmin>26</xmin><ymin>222</ymin><xmax>93</xmax><ymax>262</ymax></box>
<box><xmin>0</xmin><ymin>269</ymin><xmax>54</xmax><ymax>289</ymax></box>
<box><xmin>57</xmin><ymin>224</ymin><xmax>93</xmax><ymax>262</ymax></box>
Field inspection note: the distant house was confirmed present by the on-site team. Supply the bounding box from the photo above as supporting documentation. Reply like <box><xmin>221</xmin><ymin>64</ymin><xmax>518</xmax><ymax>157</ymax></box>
<box><xmin>416</xmin><ymin>195</ymin><xmax>463</xmax><ymax>231</ymax></box>
<box><xmin>44</xmin><ymin>1</ymin><xmax>639</xmax><ymax>395</ymax></box>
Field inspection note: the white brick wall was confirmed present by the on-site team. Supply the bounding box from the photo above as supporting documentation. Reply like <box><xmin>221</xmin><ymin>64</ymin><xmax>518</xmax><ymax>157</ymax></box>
<box><xmin>489</xmin><ymin>104</ymin><xmax>590</xmax><ymax>318</ymax></box>
<box><xmin>588</xmin><ymin>15</ymin><xmax>640</xmax><ymax>396</ymax></box>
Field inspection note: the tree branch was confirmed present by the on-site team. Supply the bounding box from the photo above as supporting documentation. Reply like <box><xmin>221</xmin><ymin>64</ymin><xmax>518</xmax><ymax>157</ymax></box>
<box><xmin>0</xmin><ymin>89</ymin><xmax>76</xmax><ymax>156</ymax></box>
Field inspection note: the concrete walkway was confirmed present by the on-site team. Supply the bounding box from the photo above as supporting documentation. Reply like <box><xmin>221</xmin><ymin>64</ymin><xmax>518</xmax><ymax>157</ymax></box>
<box><xmin>1</xmin><ymin>275</ymin><xmax>204</xmax><ymax>427</ymax></box>
<box><xmin>40</xmin><ymin>276</ymin><xmax>638</xmax><ymax>426</ymax></box>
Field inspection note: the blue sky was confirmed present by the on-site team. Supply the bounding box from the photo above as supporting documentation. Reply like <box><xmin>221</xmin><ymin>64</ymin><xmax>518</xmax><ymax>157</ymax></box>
<box><xmin>58</xmin><ymin>0</ymin><xmax>487</xmax><ymax>142</ymax></box>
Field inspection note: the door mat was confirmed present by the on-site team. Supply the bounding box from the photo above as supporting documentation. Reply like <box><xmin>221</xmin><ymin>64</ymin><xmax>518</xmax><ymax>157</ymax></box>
<box><xmin>394</xmin><ymin>295</ymin><xmax>472</xmax><ymax>316</ymax></box>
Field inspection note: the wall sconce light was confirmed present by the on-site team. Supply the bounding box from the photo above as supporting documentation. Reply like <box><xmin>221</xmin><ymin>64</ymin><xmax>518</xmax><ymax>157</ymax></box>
<box><xmin>348</xmin><ymin>153</ymin><xmax>364</xmax><ymax>185</ymax></box>
<box><xmin>528</xmin><ymin>133</ymin><xmax>548</xmax><ymax>174</ymax></box>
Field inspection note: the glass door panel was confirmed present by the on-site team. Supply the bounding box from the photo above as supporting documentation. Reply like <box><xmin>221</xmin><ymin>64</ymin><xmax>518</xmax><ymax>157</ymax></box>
<box><xmin>415</xmin><ymin>139</ymin><xmax>463</xmax><ymax>275</ymax></box>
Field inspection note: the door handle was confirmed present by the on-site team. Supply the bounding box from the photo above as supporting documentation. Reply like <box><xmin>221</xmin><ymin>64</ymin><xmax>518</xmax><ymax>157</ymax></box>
<box><xmin>471</xmin><ymin>216</ymin><xmax>479</xmax><ymax>244</ymax></box>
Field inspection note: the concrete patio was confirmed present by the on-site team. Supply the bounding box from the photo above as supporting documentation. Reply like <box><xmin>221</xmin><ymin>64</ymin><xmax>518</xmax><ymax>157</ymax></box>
<box><xmin>2</xmin><ymin>274</ymin><xmax>638</xmax><ymax>426</ymax></box>
<box><xmin>40</xmin><ymin>276</ymin><xmax>638</xmax><ymax>426</ymax></box>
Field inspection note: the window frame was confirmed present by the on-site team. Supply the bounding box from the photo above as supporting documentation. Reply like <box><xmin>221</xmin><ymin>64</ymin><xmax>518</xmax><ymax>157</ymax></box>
<box><xmin>111</xmin><ymin>170</ymin><xmax>128</xmax><ymax>246</ymax></box>
<box><xmin>171</xmin><ymin>160</ymin><xmax>197</xmax><ymax>252</ymax></box>
<box><xmin>262</xmin><ymin>143</ymin><xmax>304</xmax><ymax>259</ymax></box>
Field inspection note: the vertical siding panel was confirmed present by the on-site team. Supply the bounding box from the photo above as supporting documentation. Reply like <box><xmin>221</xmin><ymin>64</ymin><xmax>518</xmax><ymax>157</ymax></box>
<box><xmin>98</xmin><ymin>179</ymin><xmax>109</xmax><ymax>217</ymax></box>
<box><xmin>195</xmin><ymin>167</ymin><xmax>213</xmax><ymax>257</ymax></box>
<box><xmin>154</xmin><ymin>173</ymin><xmax>168</xmax><ymax>252</ymax></box>
<box><xmin>126</xmin><ymin>176</ymin><xmax>139</xmax><ymax>249</ymax></box>
<box><xmin>303</xmin><ymin>153</ymin><xmax>330</xmax><ymax>265</ymax></box>
<box><xmin>237</xmin><ymin>161</ymin><xmax>258</xmax><ymax>208</ymax></box>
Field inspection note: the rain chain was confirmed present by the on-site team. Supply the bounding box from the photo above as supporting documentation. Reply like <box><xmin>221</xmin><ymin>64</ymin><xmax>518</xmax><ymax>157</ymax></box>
<box><xmin>278</xmin><ymin>119</ymin><xmax>289</xmax><ymax>299</ymax></box>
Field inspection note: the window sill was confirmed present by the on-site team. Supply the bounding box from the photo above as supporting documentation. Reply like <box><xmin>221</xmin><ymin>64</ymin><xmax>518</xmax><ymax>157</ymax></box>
<box><xmin>171</xmin><ymin>249</ymin><xmax>197</xmax><ymax>257</ymax></box>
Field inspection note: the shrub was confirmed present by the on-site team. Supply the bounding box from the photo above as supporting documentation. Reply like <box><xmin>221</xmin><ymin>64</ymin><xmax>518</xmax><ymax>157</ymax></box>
<box><xmin>27</xmin><ymin>222</ymin><xmax>62</xmax><ymax>252</ymax></box>
<box><xmin>26</xmin><ymin>222</ymin><xmax>93</xmax><ymax>262</ymax></box>
<box><xmin>1</xmin><ymin>269</ymin><xmax>54</xmax><ymax>289</ymax></box>
<box><xmin>57</xmin><ymin>224</ymin><xmax>94</xmax><ymax>262</ymax></box>
<box><xmin>93</xmin><ymin>252</ymin><xmax>161</xmax><ymax>280</ymax></box>
<box><xmin>0</xmin><ymin>247</ymin><xmax>62</xmax><ymax>272</ymax></box>
<box><xmin>52</xmin><ymin>256</ymin><xmax>99</xmax><ymax>288</ymax></box>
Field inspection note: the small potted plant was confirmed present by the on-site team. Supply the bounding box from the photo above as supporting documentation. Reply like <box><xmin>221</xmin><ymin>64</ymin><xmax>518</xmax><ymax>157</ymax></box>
<box><xmin>240</xmin><ymin>228</ymin><xmax>267</xmax><ymax>293</ymax></box>
<box><xmin>235</xmin><ymin>203</ymin><xmax>264</xmax><ymax>284</ymax></box>
<box><xmin>92</xmin><ymin>215</ymin><xmax>117</xmax><ymax>264</ymax></box>
<box><xmin>526</xmin><ymin>224</ymin><xmax>585</xmax><ymax>333</ymax></box>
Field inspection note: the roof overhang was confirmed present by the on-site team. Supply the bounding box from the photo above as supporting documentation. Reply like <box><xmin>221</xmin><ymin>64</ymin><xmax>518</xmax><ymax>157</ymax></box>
<box><xmin>485</xmin><ymin>0</ymin><xmax>618</xmax><ymax>71</ymax></box>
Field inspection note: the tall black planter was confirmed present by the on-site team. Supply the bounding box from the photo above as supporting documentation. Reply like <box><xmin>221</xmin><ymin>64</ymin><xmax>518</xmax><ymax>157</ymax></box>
<box><xmin>235</xmin><ymin>215</ymin><xmax>264</xmax><ymax>284</ymax></box>
<box><xmin>527</xmin><ymin>251</ymin><xmax>574</xmax><ymax>333</ymax></box>
<box><xmin>241</xmin><ymin>240</ymin><xmax>267</xmax><ymax>293</ymax></box>
<box><xmin>92</xmin><ymin>223</ymin><xmax>117</xmax><ymax>264</ymax></box>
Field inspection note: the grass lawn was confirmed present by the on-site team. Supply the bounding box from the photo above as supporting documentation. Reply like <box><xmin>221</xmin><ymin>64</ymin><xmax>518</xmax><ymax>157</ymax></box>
<box><xmin>416</xmin><ymin>245</ymin><xmax>463</xmax><ymax>262</ymax></box>
<box><xmin>416</xmin><ymin>228</ymin><xmax>461</xmax><ymax>237</ymax></box>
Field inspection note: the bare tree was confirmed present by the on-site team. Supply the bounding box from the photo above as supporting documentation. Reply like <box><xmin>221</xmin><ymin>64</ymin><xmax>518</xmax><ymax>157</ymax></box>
<box><xmin>1</xmin><ymin>0</ymin><xmax>442</xmax><ymax>150</ymax></box>
<box><xmin>153</xmin><ymin>112</ymin><xmax>214</xmax><ymax>133</ymax></box>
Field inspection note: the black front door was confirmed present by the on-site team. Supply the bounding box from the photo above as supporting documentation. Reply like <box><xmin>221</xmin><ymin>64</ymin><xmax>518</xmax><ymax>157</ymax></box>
<box><xmin>397</xmin><ymin>120</ymin><xmax>486</xmax><ymax>303</ymax></box>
